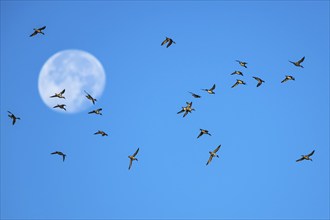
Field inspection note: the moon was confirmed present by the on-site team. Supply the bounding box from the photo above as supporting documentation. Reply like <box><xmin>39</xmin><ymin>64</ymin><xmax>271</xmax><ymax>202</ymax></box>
<box><xmin>38</xmin><ymin>50</ymin><xmax>106</xmax><ymax>113</ymax></box>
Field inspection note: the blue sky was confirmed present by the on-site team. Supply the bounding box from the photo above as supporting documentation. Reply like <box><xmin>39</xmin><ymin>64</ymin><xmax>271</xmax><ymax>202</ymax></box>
<box><xmin>1</xmin><ymin>1</ymin><xmax>329</xmax><ymax>219</ymax></box>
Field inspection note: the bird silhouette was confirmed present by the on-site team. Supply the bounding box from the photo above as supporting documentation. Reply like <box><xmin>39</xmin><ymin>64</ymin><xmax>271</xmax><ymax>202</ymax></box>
<box><xmin>94</xmin><ymin>130</ymin><xmax>108</xmax><ymax>136</ymax></box>
<box><xmin>231</xmin><ymin>79</ymin><xmax>246</xmax><ymax>88</ymax></box>
<box><xmin>189</xmin><ymin>92</ymin><xmax>201</xmax><ymax>98</ymax></box>
<box><xmin>84</xmin><ymin>90</ymin><xmax>97</xmax><ymax>105</ymax></box>
<box><xmin>7</xmin><ymin>111</ymin><xmax>20</xmax><ymax>125</ymax></box>
<box><xmin>231</xmin><ymin>71</ymin><xmax>243</xmax><ymax>76</ymax></box>
<box><xmin>177</xmin><ymin>102</ymin><xmax>195</xmax><ymax>117</ymax></box>
<box><xmin>206</xmin><ymin>145</ymin><xmax>221</xmax><ymax>165</ymax></box>
<box><xmin>236</xmin><ymin>60</ymin><xmax>248</xmax><ymax>68</ymax></box>
<box><xmin>88</xmin><ymin>108</ymin><xmax>102</xmax><ymax>115</ymax></box>
<box><xmin>30</xmin><ymin>26</ymin><xmax>46</xmax><ymax>37</ymax></box>
<box><xmin>296</xmin><ymin>150</ymin><xmax>315</xmax><ymax>162</ymax></box>
<box><xmin>53</xmin><ymin>104</ymin><xmax>66</xmax><ymax>111</ymax></box>
<box><xmin>197</xmin><ymin>129</ymin><xmax>211</xmax><ymax>139</ymax></box>
<box><xmin>281</xmin><ymin>75</ymin><xmax>295</xmax><ymax>83</ymax></box>
<box><xmin>51</xmin><ymin>151</ymin><xmax>66</xmax><ymax>162</ymax></box>
<box><xmin>202</xmin><ymin>84</ymin><xmax>216</xmax><ymax>94</ymax></box>
<box><xmin>128</xmin><ymin>148</ymin><xmax>140</xmax><ymax>170</ymax></box>
<box><xmin>289</xmin><ymin>56</ymin><xmax>305</xmax><ymax>68</ymax></box>
<box><xmin>50</xmin><ymin>89</ymin><xmax>66</xmax><ymax>99</ymax></box>
<box><xmin>252</xmin><ymin>76</ymin><xmax>265</xmax><ymax>87</ymax></box>
<box><xmin>161</xmin><ymin>37</ymin><xmax>176</xmax><ymax>48</ymax></box>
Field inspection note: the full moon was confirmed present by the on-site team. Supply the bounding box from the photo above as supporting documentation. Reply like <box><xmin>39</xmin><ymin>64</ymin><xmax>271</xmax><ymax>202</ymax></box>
<box><xmin>38</xmin><ymin>50</ymin><xmax>106</xmax><ymax>113</ymax></box>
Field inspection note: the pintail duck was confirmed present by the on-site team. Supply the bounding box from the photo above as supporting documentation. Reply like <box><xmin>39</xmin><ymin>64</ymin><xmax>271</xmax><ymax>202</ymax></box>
<box><xmin>177</xmin><ymin>102</ymin><xmax>195</xmax><ymax>117</ymax></box>
<box><xmin>231</xmin><ymin>71</ymin><xmax>243</xmax><ymax>76</ymax></box>
<box><xmin>289</xmin><ymin>56</ymin><xmax>305</xmax><ymax>68</ymax></box>
<box><xmin>197</xmin><ymin>129</ymin><xmax>211</xmax><ymax>139</ymax></box>
<box><xmin>281</xmin><ymin>75</ymin><xmax>295</xmax><ymax>83</ymax></box>
<box><xmin>296</xmin><ymin>150</ymin><xmax>315</xmax><ymax>162</ymax></box>
<box><xmin>84</xmin><ymin>90</ymin><xmax>97</xmax><ymax>105</ymax></box>
<box><xmin>161</xmin><ymin>37</ymin><xmax>176</xmax><ymax>48</ymax></box>
<box><xmin>206</xmin><ymin>145</ymin><xmax>221</xmax><ymax>166</ymax></box>
<box><xmin>7</xmin><ymin>111</ymin><xmax>20</xmax><ymax>125</ymax></box>
<box><xmin>202</xmin><ymin>84</ymin><xmax>216</xmax><ymax>94</ymax></box>
<box><xmin>53</xmin><ymin>104</ymin><xmax>66</xmax><ymax>111</ymax></box>
<box><xmin>88</xmin><ymin>108</ymin><xmax>102</xmax><ymax>115</ymax></box>
<box><xmin>128</xmin><ymin>148</ymin><xmax>139</xmax><ymax>170</ymax></box>
<box><xmin>189</xmin><ymin>92</ymin><xmax>201</xmax><ymax>98</ymax></box>
<box><xmin>94</xmin><ymin>130</ymin><xmax>108</xmax><ymax>136</ymax></box>
<box><xmin>30</xmin><ymin>26</ymin><xmax>46</xmax><ymax>37</ymax></box>
<box><xmin>252</xmin><ymin>76</ymin><xmax>265</xmax><ymax>87</ymax></box>
<box><xmin>231</xmin><ymin>79</ymin><xmax>246</xmax><ymax>88</ymax></box>
<box><xmin>51</xmin><ymin>151</ymin><xmax>66</xmax><ymax>162</ymax></box>
<box><xmin>50</xmin><ymin>89</ymin><xmax>66</xmax><ymax>99</ymax></box>
<box><xmin>236</xmin><ymin>60</ymin><xmax>248</xmax><ymax>68</ymax></box>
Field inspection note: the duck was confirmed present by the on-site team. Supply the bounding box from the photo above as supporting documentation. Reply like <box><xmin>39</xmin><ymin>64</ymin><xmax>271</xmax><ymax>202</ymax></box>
<box><xmin>177</xmin><ymin>102</ymin><xmax>195</xmax><ymax>117</ymax></box>
<box><xmin>88</xmin><ymin>108</ymin><xmax>102</xmax><ymax>115</ymax></box>
<box><xmin>231</xmin><ymin>79</ymin><xmax>246</xmax><ymax>88</ymax></box>
<box><xmin>296</xmin><ymin>150</ymin><xmax>315</xmax><ymax>162</ymax></box>
<box><xmin>94</xmin><ymin>130</ymin><xmax>108</xmax><ymax>136</ymax></box>
<box><xmin>289</xmin><ymin>56</ymin><xmax>305</xmax><ymax>68</ymax></box>
<box><xmin>197</xmin><ymin>129</ymin><xmax>211</xmax><ymax>139</ymax></box>
<box><xmin>252</xmin><ymin>76</ymin><xmax>265</xmax><ymax>87</ymax></box>
<box><xmin>30</xmin><ymin>26</ymin><xmax>46</xmax><ymax>37</ymax></box>
<box><xmin>202</xmin><ymin>84</ymin><xmax>216</xmax><ymax>94</ymax></box>
<box><xmin>53</xmin><ymin>104</ymin><xmax>66</xmax><ymax>111</ymax></box>
<box><xmin>189</xmin><ymin>92</ymin><xmax>201</xmax><ymax>98</ymax></box>
<box><xmin>206</xmin><ymin>145</ymin><xmax>221</xmax><ymax>165</ymax></box>
<box><xmin>128</xmin><ymin>148</ymin><xmax>140</xmax><ymax>170</ymax></box>
<box><xmin>50</xmin><ymin>89</ymin><xmax>66</xmax><ymax>99</ymax></box>
<box><xmin>281</xmin><ymin>75</ymin><xmax>295</xmax><ymax>83</ymax></box>
<box><xmin>161</xmin><ymin>37</ymin><xmax>176</xmax><ymax>48</ymax></box>
<box><xmin>51</xmin><ymin>151</ymin><xmax>66</xmax><ymax>162</ymax></box>
<box><xmin>7</xmin><ymin>111</ymin><xmax>21</xmax><ymax>125</ymax></box>
<box><xmin>236</xmin><ymin>60</ymin><xmax>248</xmax><ymax>68</ymax></box>
<box><xmin>231</xmin><ymin>71</ymin><xmax>243</xmax><ymax>76</ymax></box>
<box><xmin>84</xmin><ymin>90</ymin><xmax>97</xmax><ymax>105</ymax></box>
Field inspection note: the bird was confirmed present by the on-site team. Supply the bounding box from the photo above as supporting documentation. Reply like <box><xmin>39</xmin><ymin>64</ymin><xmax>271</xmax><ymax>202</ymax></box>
<box><xmin>231</xmin><ymin>79</ymin><xmax>246</xmax><ymax>88</ymax></box>
<box><xmin>50</xmin><ymin>89</ymin><xmax>66</xmax><ymax>99</ymax></box>
<box><xmin>252</xmin><ymin>76</ymin><xmax>265</xmax><ymax>87</ymax></box>
<box><xmin>236</xmin><ymin>60</ymin><xmax>248</xmax><ymax>68</ymax></box>
<box><xmin>206</xmin><ymin>145</ymin><xmax>221</xmax><ymax>165</ymax></box>
<box><xmin>289</xmin><ymin>56</ymin><xmax>305</xmax><ymax>68</ymax></box>
<box><xmin>128</xmin><ymin>148</ymin><xmax>139</xmax><ymax>170</ymax></box>
<box><xmin>30</xmin><ymin>26</ymin><xmax>46</xmax><ymax>37</ymax></box>
<box><xmin>51</xmin><ymin>151</ymin><xmax>66</xmax><ymax>162</ymax></box>
<box><xmin>177</xmin><ymin>102</ymin><xmax>195</xmax><ymax>117</ymax></box>
<box><xmin>197</xmin><ymin>129</ymin><xmax>211</xmax><ymax>139</ymax></box>
<box><xmin>7</xmin><ymin>111</ymin><xmax>20</xmax><ymax>125</ymax></box>
<box><xmin>231</xmin><ymin>71</ymin><xmax>243</xmax><ymax>76</ymax></box>
<box><xmin>189</xmin><ymin>92</ymin><xmax>201</xmax><ymax>98</ymax></box>
<box><xmin>84</xmin><ymin>90</ymin><xmax>97</xmax><ymax>105</ymax></box>
<box><xmin>281</xmin><ymin>75</ymin><xmax>295</xmax><ymax>83</ymax></box>
<box><xmin>94</xmin><ymin>130</ymin><xmax>108</xmax><ymax>136</ymax></box>
<box><xmin>88</xmin><ymin>108</ymin><xmax>102</xmax><ymax>115</ymax></box>
<box><xmin>296</xmin><ymin>150</ymin><xmax>315</xmax><ymax>162</ymax></box>
<box><xmin>161</xmin><ymin>37</ymin><xmax>176</xmax><ymax>48</ymax></box>
<box><xmin>202</xmin><ymin>84</ymin><xmax>216</xmax><ymax>94</ymax></box>
<box><xmin>53</xmin><ymin>104</ymin><xmax>66</xmax><ymax>111</ymax></box>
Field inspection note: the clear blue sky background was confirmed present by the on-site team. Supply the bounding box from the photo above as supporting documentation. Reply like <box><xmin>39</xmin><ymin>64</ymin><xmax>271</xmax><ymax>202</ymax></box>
<box><xmin>1</xmin><ymin>1</ymin><xmax>329</xmax><ymax>219</ymax></box>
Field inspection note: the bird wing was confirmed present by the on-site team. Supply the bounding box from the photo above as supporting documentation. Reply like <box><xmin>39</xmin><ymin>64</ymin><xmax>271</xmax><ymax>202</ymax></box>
<box><xmin>62</xmin><ymin>155</ymin><xmax>66</xmax><ymax>162</ymax></box>
<box><xmin>97</xmin><ymin>108</ymin><xmax>102</xmax><ymax>112</ymax></box>
<box><xmin>183</xmin><ymin>111</ymin><xmax>188</xmax><ymax>117</ymax></box>
<box><xmin>167</xmin><ymin>40</ymin><xmax>173</xmax><ymax>48</ymax></box>
<box><xmin>30</xmin><ymin>31</ymin><xmax>37</xmax><ymax>37</ymax></box>
<box><xmin>197</xmin><ymin>132</ymin><xmax>203</xmax><ymax>139</ymax></box>
<box><xmin>161</xmin><ymin>38</ymin><xmax>168</xmax><ymax>46</ymax></box>
<box><xmin>12</xmin><ymin>117</ymin><xmax>16</xmax><ymax>125</ymax></box>
<box><xmin>298</xmin><ymin>56</ymin><xmax>305</xmax><ymax>64</ymax></box>
<box><xmin>257</xmin><ymin>81</ymin><xmax>262</xmax><ymax>87</ymax></box>
<box><xmin>307</xmin><ymin>150</ymin><xmax>315</xmax><ymax>157</ymax></box>
<box><xmin>177</xmin><ymin>109</ymin><xmax>185</xmax><ymax>114</ymax></box>
<box><xmin>133</xmin><ymin>148</ymin><xmax>139</xmax><ymax>157</ymax></box>
<box><xmin>210</xmin><ymin>84</ymin><xmax>216</xmax><ymax>91</ymax></box>
<box><xmin>60</xmin><ymin>89</ymin><xmax>65</xmax><ymax>95</ymax></box>
<box><xmin>235</xmin><ymin>60</ymin><xmax>241</xmax><ymax>63</ymax></box>
<box><xmin>88</xmin><ymin>110</ymin><xmax>95</xmax><ymax>114</ymax></box>
<box><xmin>51</xmin><ymin>151</ymin><xmax>58</xmax><ymax>155</ymax></box>
<box><xmin>206</xmin><ymin>155</ymin><xmax>213</xmax><ymax>165</ymax></box>
<box><xmin>281</xmin><ymin>77</ymin><xmax>288</xmax><ymax>83</ymax></box>
<box><xmin>213</xmin><ymin>145</ymin><xmax>221</xmax><ymax>153</ymax></box>
<box><xmin>296</xmin><ymin>157</ymin><xmax>304</xmax><ymax>162</ymax></box>
<box><xmin>39</xmin><ymin>26</ymin><xmax>46</xmax><ymax>30</ymax></box>
<box><xmin>231</xmin><ymin>82</ymin><xmax>239</xmax><ymax>88</ymax></box>
<box><xmin>129</xmin><ymin>159</ymin><xmax>133</xmax><ymax>170</ymax></box>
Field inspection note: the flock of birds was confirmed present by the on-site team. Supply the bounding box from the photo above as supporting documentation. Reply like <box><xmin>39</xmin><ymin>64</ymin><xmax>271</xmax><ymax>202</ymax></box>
<box><xmin>6</xmin><ymin>26</ymin><xmax>316</xmax><ymax>169</ymax></box>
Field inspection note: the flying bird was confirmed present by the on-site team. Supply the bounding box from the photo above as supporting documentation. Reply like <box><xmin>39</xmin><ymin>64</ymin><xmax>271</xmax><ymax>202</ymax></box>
<box><xmin>30</xmin><ymin>26</ymin><xmax>46</xmax><ymax>37</ymax></box>
<box><xmin>128</xmin><ymin>148</ymin><xmax>139</xmax><ymax>170</ymax></box>
<box><xmin>236</xmin><ymin>60</ymin><xmax>248</xmax><ymax>68</ymax></box>
<box><xmin>197</xmin><ymin>129</ymin><xmax>211</xmax><ymax>139</ymax></box>
<box><xmin>231</xmin><ymin>79</ymin><xmax>246</xmax><ymax>88</ymax></box>
<box><xmin>202</xmin><ymin>84</ymin><xmax>216</xmax><ymax>94</ymax></box>
<box><xmin>281</xmin><ymin>75</ymin><xmax>295</xmax><ymax>83</ymax></box>
<box><xmin>88</xmin><ymin>108</ymin><xmax>102</xmax><ymax>115</ymax></box>
<box><xmin>252</xmin><ymin>76</ymin><xmax>265</xmax><ymax>87</ymax></box>
<box><xmin>7</xmin><ymin>111</ymin><xmax>20</xmax><ymax>125</ymax></box>
<box><xmin>206</xmin><ymin>145</ymin><xmax>221</xmax><ymax>166</ymax></box>
<box><xmin>161</xmin><ymin>37</ymin><xmax>176</xmax><ymax>48</ymax></box>
<box><xmin>189</xmin><ymin>92</ymin><xmax>201</xmax><ymax>98</ymax></box>
<box><xmin>231</xmin><ymin>71</ymin><xmax>243</xmax><ymax>76</ymax></box>
<box><xmin>289</xmin><ymin>56</ymin><xmax>305</xmax><ymax>68</ymax></box>
<box><xmin>296</xmin><ymin>150</ymin><xmax>315</xmax><ymax>162</ymax></box>
<box><xmin>51</xmin><ymin>151</ymin><xmax>66</xmax><ymax>162</ymax></box>
<box><xmin>53</xmin><ymin>104</ymin><xmax>66</xmax><ymax>111</ymax></box>
<box><xmin>50</xmin><ymin>89</ymin><xmax>66</xmax><ymax>99</ymax></box>
<box><xmin>84</xmin><ymin>90</ymin><xmax>97</xmax><ymax>105</ymax></box>
<box><xmin>177</xmin><ymin>102</ymin><xmax>195</xmax><ymax>118</ymax></box>
<box><xmin>94</xmin><ymin>130</ymin><xmax>108</xmax><ymax>136</ymax></box>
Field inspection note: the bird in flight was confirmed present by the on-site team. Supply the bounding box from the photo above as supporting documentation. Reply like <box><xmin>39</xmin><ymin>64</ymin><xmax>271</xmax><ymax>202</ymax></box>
<box><xmin>7</xmin><ymin>111</ymin><xmax>20</xmax><ymax>125</ymax></box>
<box><xmin>281</xmin><ymin>75</ymin><xmax>295</xmax><ymax>83</ymax></box>
<box><xmin>206</xmin><ymin>145</ymin><xmax>222</xmax><ymax>165</ymax></box>
<box><xmin>289</xmin><ymin>56</ymin><xmax>305</xmax><ymax>68</ymax></box>
<box><xmin>88</xmin><ymin>108</ymin><xmax>103</xmax><ymax>115</ymax></box>
<box><xmin>177</xmin><ymin>102</ymin><xmax>195</xmax><ymax>118</ymax></box>
<box><xmin>296</xmin><ymin>150</ymin><xmax>315</xmax><ymax>162</ymax></box>
<box><xmin>30</xmin><ymin>26</ymin><xmax>46</xmax><ymax>37</ymax></box>
<box><xmin>161</xmin><ymin>37</ymin><xmax>176</xmax><ymax>48</ymax></box>
<box><xmin>197</xmin><ymin>129</ymin><xmax>211</xmax><ymax>139</ymax></box>
<box><xmin>231</xmin><ymin>79</ymin><xmax>246</xmax><ymax>88</ymax></box>
<box><xmin>50</xmin><ymin>89</ymin><xmax>66</xmax><ymax>99</ymax></box>
<box><xmin>53</xmin><ymin>104</ymin><xmax>66</xmax><ymax>111</ymax></box>
<box><xmin>202</xmin><ymin>84</ymin><xmax>216</xmax><ymax>94</ymax></box>
<box><xmin>236</xmin><ymin>60</ymin><xmax>248</xmax><ymax>68</ymax></box>
<box><xmin>84</xmin><ymin>90</ymin><xmax>97</xmax><ymax>105</ymax></box>
<box><xmin>94</xmin><ymin>130</ymin><xmax>108</xmax><ymax>136</ymax></box>
<box><xmin>252</xmin><ymin>76</ymin><xmax>265</xmax><ymax>87</ymax></box>
<box><xmin>128</xmin><ymin>148</ymin><xmax>140</xmax><ymax>170</ymax></box>
<box><xmin>51</xmin><ymin>151</ymin><xmax>66</xmax><ymax>162</ymax></box>
<box><xmin>231</xmin><ymin>71</ymin><xmax>243</xmax><ymax>76</ymax></box>
<box><xmin>189</xmin><ymin>92</ymin><xmax>201</xmax><ymax>98</ymax></box>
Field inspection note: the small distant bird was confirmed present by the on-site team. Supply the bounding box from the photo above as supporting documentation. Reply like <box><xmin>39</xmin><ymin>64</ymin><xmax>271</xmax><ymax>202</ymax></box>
<box><xmin>7</xmin><ymin>111</ymin><xmax>20</xmax><ymax>125</ymax></box>
<box><xmin>231</xmin><ymin>71</ymin><xmax>243</xmax><ymax>76</ymax></box>
<box><xmin>289</xmin><ymin>56</ymin><xmax>305</xmax><ymax>68</ymax></box>
<box><xmin>30</xmin><ymin>26</ymin><xmax>46</xmax><ymax>37</ymax></box>
<box><xmin>197</xmin><ymin>129</ymin><xmax>211</xmax><ymax>139</ymax></box>
<box><xmin>53</xmin><ymin>104</ymin><xmax>66</xmax><ymax>111</ymax></box>
<box><xmin>177</xmin><ymin>102</ymin><xmax>195</xmax><ymax>118</ymax></box>
<box><xmin>161</xmin><ymin>37</ymin><xmax>176</xmax><ymax>48</ymax></box>
<box><xmin>202</xmin><ymin>84</ymin><xmax>216</xmax><ymax>94</ymax></box>
<box><xmin>236</xmin><ymin>60</ymin><xmax>248</xmax><ymax>68</ymax></box>
<box><xmin>128</xmin><ymin>148</ymin><xmax>139</xmax><ymax>170</ymax></box>
<box><xmin>296</xmin><ymin>150</ymin><xmax>315</xmax><ymax>162</ymax></box>
<box><xmin>94</xmin><ymin>130</ymin><xmax>108</xmax><ymax>136</ymax></box>
<box><xmin>281</xmin><ymin>75</ymin><xmax>295</xmax><ymax>83</ymax></box>
<box><xmin>231</xmin><ymin>79</ymin><xmax>246</xmax><ymax>88</ymax></box>
<box><xmin>50</xmin><ymin>89</ymin><xmax>66</xmax><ymax>99</ymax></box>
<box><xmin>189</xmin><ymin>92</ymin><xmax>201</xmax><ymax>98</ymax></box>
<box><xmin>88</xmin><ymin>108</ymin><xmax>102</xmax><ymax>115</ymax></box>
<box><xmin>206</xmin><ymin>145</ymin><xmax>221</xmax><ymax>166</ymax></box>
<box><xmin>252</xmin><ymin>76</ymin><xmax>265</xmax><ymax>87</ymax></box>
<box><xmin>84</xmin><ymin>90</ymin><xmax>97</xmax><ymax>105</ymax></box>
<box><xmin>51</xmin><ymin>151</ymin><xmax>66</xmax><ymax>162</ymax></box>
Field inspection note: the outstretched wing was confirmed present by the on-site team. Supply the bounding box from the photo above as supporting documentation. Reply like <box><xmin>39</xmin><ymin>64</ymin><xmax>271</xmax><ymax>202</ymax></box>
<box><xmin>281</xmin><ymin>77</ymin><xmax>288</xmax><ymax>83</ymax></box>
<box><xmin>39</xmin><ymin>26</ymin><xmax>46</xmax><ymax>31</ymax></box>
<box><xmin>307</xmin><ymin>150</ymin><xmax>315</xmax><ymax>157</ymax></box>
<box><xmin>296</xmin><ymin>157</ymin><xmax>304</xmax><ymax>162</ymax></box>
<box><xmin>213</xmin><ymin>145</ymin><xmax>221</xmax><ymax>153</ymax></box>
<box><xmin>183</xmin><ymin>111</ymin><xmax>188</xmax><ymax>117</ymax></box>
<box><xmin>97</xmin><ymin>108</ymin><xmax>102</xmax><ymax>112</ymax></box>
<box><xmin>12</xmin><ymin>117</ymin><xmax>16</xmax><ymax>125</ymax></box>
<box><xmin>206</xmin><ymin>155</ymin><xmax>213</xmax><ymax>165</ymax></box>
<box><xmin>62</xmin><ymin>155</ymin><xmax>66</xmax><ymax>162</ymax></box>
<box><xmin>210</xmin><ymin>84</ymin><xmax>216</xmax><ymax>91</ymax></box>
<box><xmin>128</xmin><ymin>159</ymin><xmax>133</xmax><ymax>170</ymax></box>
<box><xmin>51</xmin><ymin>151</ymin><xmax>58</xmax><ymax>155</ymax></box>
<box><xmin>177</xmin><ymin>108</ymin><xmax>185</xmax><ymax>114</ymax></box>
<box><xmin>161</xmin><ymin>38</ymin><xmax>169</xmax><ymax>46</ymax></box>
<box><xmin>197</xmin><ymin>132</ymin><xmax>203</xmax><ymax>139</ymax></box>
<box><xmin>167</xmin><ymin>40</ymin><xmax>173</xmax><ymax>48</ymax></box>
<box><xmin>30</xmin><ymin>31</ymin><xmax>37</xmax><ymax>37</ymax></box>
<box><xmin>60</xmin><ymin>89</ymin><xmax>65</xmax><ymax>95</ymax></box>
<box><xmin>231</xmin><ymin>81</ymin><xmax>239</xmax><ymax>88</ymax></box>
<box><xmin>256</xmin><ymin>81</ymin><xmax>262</xmax><ymax>87</ymax></box>
<box><xmin>133</xmin><ymin>148</ymin><xmax>139</xmax><ymax>157</ymax></box>
<box><xmin>297</xmin><ymin>56</ymin><xmax>305</xmax><ymax>64</ymax></box>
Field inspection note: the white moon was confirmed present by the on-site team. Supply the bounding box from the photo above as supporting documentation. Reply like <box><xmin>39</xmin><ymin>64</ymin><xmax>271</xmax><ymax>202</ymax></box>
<box><xmin>38</xmin><ymin>50</ymin><xmax>106</xmax><ymax>113</ymax></box>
